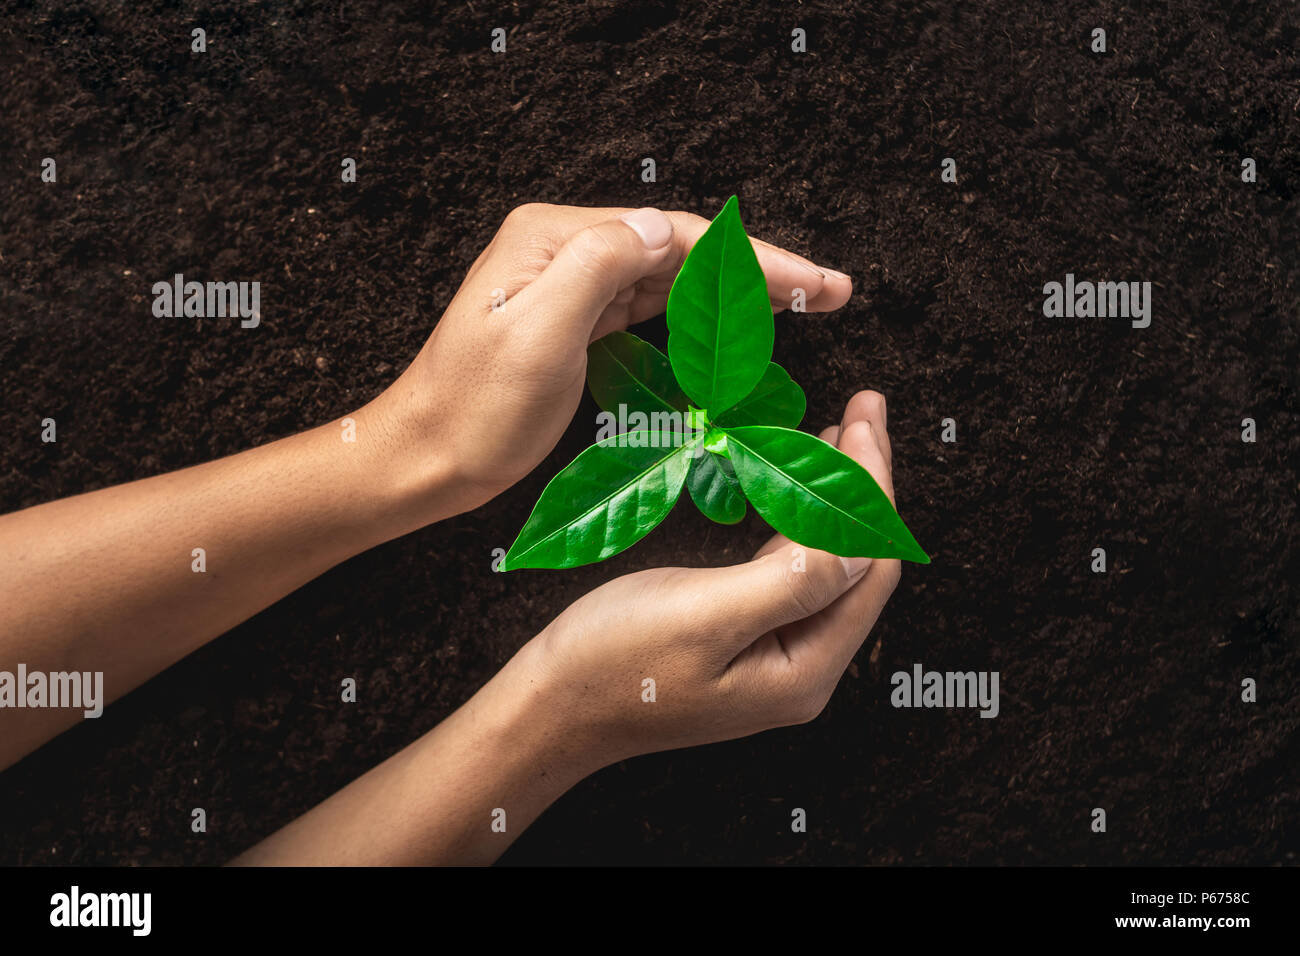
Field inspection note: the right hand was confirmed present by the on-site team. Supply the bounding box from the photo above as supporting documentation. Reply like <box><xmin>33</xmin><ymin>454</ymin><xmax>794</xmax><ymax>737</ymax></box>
<box><xmin>363</xmin><ymin>203</ymin><xmax>852</xmax><ymax>521</ymax></box>
<box><xmin>497</xmin><ymin>390</ymin><xmax>904</xmax><ymax>774</ymax></box>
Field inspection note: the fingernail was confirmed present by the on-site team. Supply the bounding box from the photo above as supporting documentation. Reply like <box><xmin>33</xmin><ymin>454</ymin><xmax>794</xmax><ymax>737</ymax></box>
<box><xmin>791</xmin><ymin>257</ymin><xmax>824</xmax><ymax>279</ymax></box>
<box><xmin>619</xmin><ymin>208</ymin><xmax>673</xmax><ymax>249</ymax></box>
<box><xmin>824</xmin><ymin>267</ymin><xmax>850</xmax><ymax>280</ymax></box>
<box><xmin>840</xmin><ymin>556</ymin><xmax>871</xmax><ymax>581</ymax></box>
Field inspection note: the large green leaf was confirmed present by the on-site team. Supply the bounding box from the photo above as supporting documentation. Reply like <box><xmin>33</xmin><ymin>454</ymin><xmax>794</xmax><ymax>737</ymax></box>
<box><xmin>502</xmin><ymin>431</ymin><xmax>695</xmax><ymax>570</ymax></box>
<box><xmin>666</xmin><ymin>195</ymin><xmax>774</xmax><ymax>415</ymax></box>
<box><xmin>726</xmin><ymin>425</ymin><xmax>929</xmax><ymax>563</ymax></box>
<box><xmin>686</xmin><ymin>450</ymin><xmax>746</xmax><ymax>524</ymax></box>
<box><xmin>587</xmin><ymin>331</ymin><xmax>688</xmax><ymax>417</ymax></box>
<box><xmin>714</xmin><ymin>362</ymin><xmax>806</xmax><ymax>428</ymax></box>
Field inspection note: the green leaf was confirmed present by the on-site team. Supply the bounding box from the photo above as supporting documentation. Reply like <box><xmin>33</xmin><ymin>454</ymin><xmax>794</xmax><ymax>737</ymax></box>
<box><xmin>686</xmin><ymin>450</ymin><xmax>746</xmax><ymax>524</ymax></box>
<box><xmin>667</xmin><ymin>195</ymin><xmax>774</xmax><ymax>415</ymax></box>
<box><xmin>725</xmin><ymin>425</ymin><xmax>930</xmax><ymax>563</ymax></box>
<box><xmin>502</xmin><ymin>431</ymin><xmax>695</xmax><ymax>570</ymax></box>
<box><xmin>587</xmin><ymin>331</ymin><xmax>688</xmax><ymax>417</ymax></box>
<box><xmin>714</xmin><ymin>362</ymin><xmax>806</xmax><ymax>428</ymax></box>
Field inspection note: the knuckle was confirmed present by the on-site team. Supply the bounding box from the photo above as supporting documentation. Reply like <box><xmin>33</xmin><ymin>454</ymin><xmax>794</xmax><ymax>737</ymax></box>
<box><xmin>502</xmin><ymin>202</ymin><xmax>550</xmax><ymax>231</ymax></box>
<box><xmin>778</xmin><ymin>556</ymin><xmax>826</xmax><ymax>619</ymax></box>
<box><xmin>786</xmin><ymin>685</ymin><xmax>832</xmax><ymax>725</ymax></box>
<box><xmin>767</xmin><ymin>658</ymin><xmax>808</xmax><ymax>695</ymax></box>
<box><xmin>755</xmin><ymin>655</ymin><xmax>832</xmax><ymax>727</ymax></box>
<box><xmin>669</xmin><ymin>210</ymin><xmax>706</xmax><ymax>232</ymax></box>
<box><xmin>570</xmin><ymin>225</ymin><xmax>622</xmax><ymax>275</ymax></box>
<box><xmin>840</xmin><ymin>418</ymin><xmax>875</xmax><ymax>450</ymax></box>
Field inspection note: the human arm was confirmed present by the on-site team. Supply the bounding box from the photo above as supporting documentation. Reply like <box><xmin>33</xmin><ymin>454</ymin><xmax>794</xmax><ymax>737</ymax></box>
<box><xmin>234</xmin><ymin>391</ymin><xmax>898</xmax><ymax>865</ymax></box>
<box><xmin>0</xmin><ymin>202</ymin><xmax>850</xmax><ymax>771</ymax></box>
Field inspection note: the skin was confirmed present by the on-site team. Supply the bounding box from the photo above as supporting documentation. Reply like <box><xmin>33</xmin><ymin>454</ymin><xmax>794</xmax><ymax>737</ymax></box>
<box><xmin>0</xmin><ymin>204</ymin><xmax>903</xmax><ymax>864</ymax></box>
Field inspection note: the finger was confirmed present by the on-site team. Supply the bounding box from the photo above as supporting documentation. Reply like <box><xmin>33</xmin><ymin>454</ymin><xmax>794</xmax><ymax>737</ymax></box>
<box><xmin>780</xmin><ymin>399</ymin><xmax>902</xmax><ymax>675</ymax></box>
<box><xmin>461</xmin><ymin>202</ymin><xmax>581</xmax><ymax>289</ymax></box>
<box><xmin>626</xmin><ymin>291</ymin><xmax>669</xmax><ymax>325</ymax></box>
<box><xmin>592</xmin><ymin>285</ymin><xmax>666</xmax><ymax>341</ymax></box>
<box><xmin>500</xmin><ymin>204</ymin><xmax>854</xmax><ymax>314</ymax></box>
<box><xmin>688</xmin><ymin>538</ymin><xmax>872</xmax><ymax>660</ymax></box>
<box><xmin>790</xmin><ymin>558</ymin><xmax>900</xmax><ymax>680</ymax></box>
<box><xmin>588</xmin><ymin>284</ymin><xmax>643</xmax><ymax>339</ymax></box>
<box><xmin>751</xmin><ymin>424</ymin><xmax>839</xmax><ymax>561</ymax></box>
<box><xmin>662</xmin><ymin>211</ymin><xmax>852</xmax><ymax>313</ymax></box>
<box><xmin>754</xmin><ymin>410</ymin><xmax>887</xmax><ymax>574</ymax></box>
<box><xmin>839</xmin><ymin>419</ymin><xmax>892</xmax><ymax>505</ymax></box>
<box><xmin>753</xmin><ymin>236</ymin><xmax>854</xmax><ymax>312</ymax></box>
<box><xmin>510</xmin><ymin>209</ymin><xmax>677</xmax><ymax>340</ymax></box>
<box><xmin>840</xmin><ymin>389</ymin><xmax>891</xmax><ymax>476</ymax></box>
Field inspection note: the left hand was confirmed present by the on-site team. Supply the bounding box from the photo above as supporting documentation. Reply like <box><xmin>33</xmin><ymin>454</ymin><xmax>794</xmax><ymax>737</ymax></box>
<box><xmin>486</xmin><ymin>390</ymin><xmax>902</xmax><ymax>775</ymax></box>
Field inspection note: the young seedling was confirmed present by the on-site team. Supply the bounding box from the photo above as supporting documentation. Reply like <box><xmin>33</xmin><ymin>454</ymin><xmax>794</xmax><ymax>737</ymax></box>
<box><xmin>501</xmin><ymin>196</ymin><xmax>929</xmax><ymax>570</ymax></box>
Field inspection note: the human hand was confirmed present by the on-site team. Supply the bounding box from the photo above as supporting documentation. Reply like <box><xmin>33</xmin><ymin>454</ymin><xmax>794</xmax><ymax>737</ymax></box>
<box><xmin>492</xmin><ymin>391</ymin><xmax>901</xmax><ymax>776</ymax></box>
<box><xmin>233</xmin><ymin>392</ymin><xmax>896</xmax><ymax>868</ymax></box>
<box><xmin>365</xmin><ymin>202</ymin><xmax>853</xmax><ymax>519</ymax></box>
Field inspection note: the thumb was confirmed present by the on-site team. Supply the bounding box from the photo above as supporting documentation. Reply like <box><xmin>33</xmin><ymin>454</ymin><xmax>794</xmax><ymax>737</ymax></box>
<box><xmin>513</xmin><ymin>208</ymin><xmax>675</xmax><ymax>338</ymax></box>
<box><xmin>699</xmin><ymin>542</ymin><xmax>872</xmax><ymax>648</ymax></box>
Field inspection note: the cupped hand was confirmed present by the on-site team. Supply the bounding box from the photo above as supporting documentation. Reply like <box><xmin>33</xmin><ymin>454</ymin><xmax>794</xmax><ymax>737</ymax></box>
<box><xmin>498</xmin><ymin>391</ymin><xmax>901</xmax><ymax>773</ymax></box>
<box><xmin>367</xmin><ymin>202</ymin><xmax>853</xmax><ymax>517</ymax></box>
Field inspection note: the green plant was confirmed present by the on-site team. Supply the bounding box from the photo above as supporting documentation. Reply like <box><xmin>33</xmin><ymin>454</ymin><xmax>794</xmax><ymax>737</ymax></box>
<box><xmin>501</xmin><ymin>196</ymin><xmax>929</xmax><ymax>571</ymax></box>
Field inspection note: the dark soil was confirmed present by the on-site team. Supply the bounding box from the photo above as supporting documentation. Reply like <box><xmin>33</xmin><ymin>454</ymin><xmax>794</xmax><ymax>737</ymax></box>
<box><xmin>1</xmin><ymin>1</ymin><xmax>1297</xmax><ymax>865</ymax></box>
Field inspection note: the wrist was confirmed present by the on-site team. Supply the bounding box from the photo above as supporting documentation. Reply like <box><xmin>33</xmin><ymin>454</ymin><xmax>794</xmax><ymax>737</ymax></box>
<box><xmin>347</xmin><ymin>387</ymin><xmax>467</xmax><ymax>538</ymax></box>
<box><xmin>475</xmin><ymin>642</ymin><xmax>607</xmax><ymax>789</ymax></box>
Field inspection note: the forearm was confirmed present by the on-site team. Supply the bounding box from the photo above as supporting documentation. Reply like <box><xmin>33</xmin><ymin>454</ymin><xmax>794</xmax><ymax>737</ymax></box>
<box><xmin>0</xmin><ymin>396</ymin><xmax>452</xmax><ymax>769</ymax></box>
<box><xmin>232</xmin><ymin>652</ymin><xmax>594</xmax><ymax>866</ymax></box>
